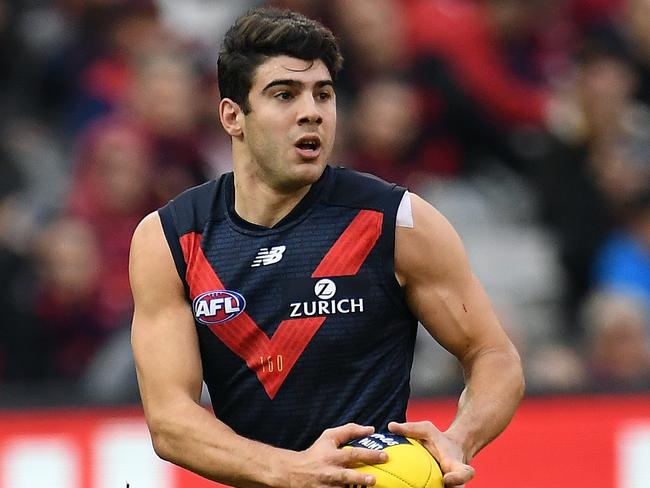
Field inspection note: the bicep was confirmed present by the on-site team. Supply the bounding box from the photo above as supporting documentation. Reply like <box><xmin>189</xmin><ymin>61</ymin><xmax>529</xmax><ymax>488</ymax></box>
<box><xmin>130</xmin><ymin>212</ymin><xmax>203</xmax><ymax>413</ymax></box>
<box><xmin>395</xmin><ymin>195</ymin><xmax>513</xmax><ymax>362</ymax></box>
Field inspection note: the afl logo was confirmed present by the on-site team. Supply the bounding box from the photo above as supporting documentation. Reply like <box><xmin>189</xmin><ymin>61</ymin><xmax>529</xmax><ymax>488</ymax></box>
<box><xmin>192</xmin><ymin>290</ymin><xmax>246</xmax><ymax>325</ymax></box>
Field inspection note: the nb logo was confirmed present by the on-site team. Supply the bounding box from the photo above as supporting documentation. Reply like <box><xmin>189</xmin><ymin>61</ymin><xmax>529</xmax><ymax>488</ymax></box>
<box><xmin>251</xmin><ymin>245</ymin><xmax>286</xmax><ymax>267</ymax></box>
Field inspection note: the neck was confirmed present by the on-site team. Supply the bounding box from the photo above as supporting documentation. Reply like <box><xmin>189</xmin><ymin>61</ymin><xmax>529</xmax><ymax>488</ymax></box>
<box><xmin>232</xmin><ymin>165</ymin><xmax>312</xmax><ymax>228</ymax></box>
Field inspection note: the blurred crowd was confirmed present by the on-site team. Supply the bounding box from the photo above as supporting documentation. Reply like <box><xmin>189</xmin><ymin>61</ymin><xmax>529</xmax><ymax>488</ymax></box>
<box><xmin>0</xmin><ymin>0</ymin><xmax>649</xmax><ymax>405</ymax></box>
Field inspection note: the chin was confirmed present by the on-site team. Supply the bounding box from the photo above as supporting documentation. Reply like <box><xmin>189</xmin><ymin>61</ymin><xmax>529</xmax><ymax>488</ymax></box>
<box><xmin>298</xmin><ymin>159</ymin><xmax>326</xmax><ymax>179</ymax></box>
<box><xmin>282</xmin><ymin>161</ymin><xmax>326</xmax><ymax>191</ymax></box>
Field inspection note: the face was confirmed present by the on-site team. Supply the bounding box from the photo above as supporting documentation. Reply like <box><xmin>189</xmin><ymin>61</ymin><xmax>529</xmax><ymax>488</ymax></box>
<box><xmin>489</xmin><ymin>0</ymin><xmax>557</xmax><ymax>40</ymax></box>
<box><xmin>95</xmin><ymin>128</ymin><xmax>151</xmax><ymax>213</ymax></box>
<box><xmin>39</xmin><ymin>219</ymin><xmax>100</xmax><ymax>302</ymax></box>
<box><xmin>135</xmin><ymin>57</ymin><xmax>198</xmax><ymax>136</ymax></box>
<box><xmin>353</xmin><ymin>79</ymin><xmax>419</xmax><ymax>156</ymax></box>
<box><xmin>229</xmin><ymin>56</ymin><xmax>336</xmax><ymax>192</ymax></box>
<box><xmin>594</xmin><ymin>319</ymin><xmax>650</xmax><ymax>380</ymax></box>
<box><xmin>628</xmin><ymin>0</ymin><xmax>650</xmax><ymax>61</ymax></box>
<box><xmin>334</xmin><ymin>0</ymin><xmax>404</xmax><ymax>71</ymax></box>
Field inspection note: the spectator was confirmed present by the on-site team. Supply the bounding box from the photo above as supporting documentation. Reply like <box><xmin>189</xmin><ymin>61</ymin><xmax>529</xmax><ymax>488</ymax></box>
<box><xmin>0</xmin><ymin>153</ymin><xmax>40</xmax><ymax>381</ymax></box>
<box><xmin>395</xmin><ymin>0</ymin><xmax>579</xmax><ymax>177</ymax></box>
<box><xmin>72</xmin><ymin>50</ymin><xmax>210</xmax><ymax>212</ymax></box>
<box><xmin>33</xmin><ymin>218</ymin><xmax>105</xmax><ymax>379</ymax></box>
<box><xmin>267</xmin><ymin>0</ymin><xmax>325</xmax><ymax>19</ymax></box>
<box><xmin>0</xmin><ymin>1</ymin><xmax>25</xmax><ymax>116</ymax></box>
<box><xmin>345</xmin><ymin>78</ymin><xmax>424</xmax><ymax>187</ymax></box>
<box><xmin>1</xmin><ymin>0</ymin><xmax>650</xmax><ymax>401</ymax></box>
<box><xmin>155</xmin><ymin>0</ymin><xmax>256</xmax><ymax>51</ymax></box>
<box><xmin>625</xmin><ymin>0</ymin><xmax>650</xmax><ymax>106</ymax></box>
<box><xmin>532</xmin><ymin>32</ymin><xmax>645</xmax><ymax>331</ymax></box>
<box><xmin>404</xmin><ymin>0</ymin><xmax>566</xmax><ymax>128</ymax></box>
<box><xmin>50</xmin><ymin>0</ymin><xmax>168</xmax><ymax>134</ymax></box>
<box><xmin>594</xmin><ymin>187</ymin><xmax>650</xmax><ymax>311</ymax></box>
<box><xmin>570</xmin><ymin>0</ymin><xmax>626</xmax><ymax>32</ymax></box>
<box><xmin>68</xmin><ymin>122</ymin><xmax>155</xmax><ymax>329</ymax></box>
<box><xmin>581</xmin><ymin>291</ymin><xmax>650</xmax><ymax>390</ymax></box>
<box><xmin>127</xmin><ymin>52</ymin><xmax>210</xmax><ymax>202</ymax></box>
<box><xmin>330</xmin><ymin>0</ymin><xmax>408</xmax><ymax>98</ymax></box>
<box><xmin>525</xmin><ymin>343</ymin><xmax>587</xmax><ymax>393</ymax></box>
<box><xmin>22</xmin><ymin>0</ymin><xmax>167</xmax><ymax>134</ymax></box>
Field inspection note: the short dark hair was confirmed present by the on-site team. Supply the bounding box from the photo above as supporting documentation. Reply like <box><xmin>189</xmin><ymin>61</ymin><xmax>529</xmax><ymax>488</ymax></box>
<box><xmin>217</xmin><ymin>8</ymin><xmax>343</xmax><ymax>114</ymax></box>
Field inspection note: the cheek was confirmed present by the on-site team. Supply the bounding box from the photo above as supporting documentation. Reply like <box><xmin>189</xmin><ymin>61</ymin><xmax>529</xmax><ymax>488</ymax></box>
<box><xmin>322</xmin><ymin>108</ymin><xmax>337</xmax><ymax>137</ymax></box>
<box><xmin>245</xmin><ymin>119</ymin><xmax>287</xmax><ymax>160</ymax></box>
<box><xmin>326</xmin><ymin>104</ymin><xmax>337</xmax><ymax>124</ymax></box>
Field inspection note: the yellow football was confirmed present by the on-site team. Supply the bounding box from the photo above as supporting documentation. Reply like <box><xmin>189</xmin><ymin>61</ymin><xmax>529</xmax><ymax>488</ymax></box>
<box><xmin>343</xmin><ymin>432</ymin><xmax>444</xmax><ymax>488</ymax></box>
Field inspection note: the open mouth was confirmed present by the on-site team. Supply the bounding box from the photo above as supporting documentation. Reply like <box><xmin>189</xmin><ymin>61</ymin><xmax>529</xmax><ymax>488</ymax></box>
<box><xmin>295</xmin><ymin>136</ymin><xmax>321</xmax><ymax>153</ymax></box>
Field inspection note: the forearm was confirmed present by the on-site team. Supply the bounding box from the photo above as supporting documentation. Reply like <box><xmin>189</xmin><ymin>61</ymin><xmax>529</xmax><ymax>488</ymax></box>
<box><xmin>445</xmin><ymin>346</ymin><xmax>524</xmax><ymax>462</ymax></box>
<box><xmin>147</xmin><ymin>399</ymin><xmax>291</xmax><ymax>488</ymax></box>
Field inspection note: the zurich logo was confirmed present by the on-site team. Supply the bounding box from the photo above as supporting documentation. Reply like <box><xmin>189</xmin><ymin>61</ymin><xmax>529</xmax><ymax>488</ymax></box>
<box><xmin>314</xmin><ymin>278</ymin><xmax>336</xmax><ymax>299</ymax></box>
<box><xmin>192</xmin><ymin>290</ymin><xmax>246</xmax><ymax>325</ymax></box>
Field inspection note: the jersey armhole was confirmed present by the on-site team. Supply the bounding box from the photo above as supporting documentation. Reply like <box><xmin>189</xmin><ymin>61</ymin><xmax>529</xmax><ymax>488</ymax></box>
<box><xmin>158</xmin><ymin>204</ymin><xmax>188</xmax><ymax>286</ymax></box>
<box><xmin>381</xmin><ymin>187</ymin><xmax>413</xmax><ymax>313</ymax></box>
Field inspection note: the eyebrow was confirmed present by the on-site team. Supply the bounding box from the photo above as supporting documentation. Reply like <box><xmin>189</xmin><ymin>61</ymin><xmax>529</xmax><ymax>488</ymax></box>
<box><xmin>261</xmin><ymin>79</ymin><xmax>334</xmax><ymax>92</ymax></box>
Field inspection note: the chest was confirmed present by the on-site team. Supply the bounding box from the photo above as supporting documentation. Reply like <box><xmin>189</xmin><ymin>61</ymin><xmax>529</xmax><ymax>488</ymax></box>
<box><xmin>195</xmin><ymin>206</ymin><xmax>392</xmax><ymax>335</ymax></box>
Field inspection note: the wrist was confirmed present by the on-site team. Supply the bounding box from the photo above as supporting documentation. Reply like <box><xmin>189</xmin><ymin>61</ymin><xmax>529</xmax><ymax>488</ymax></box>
<box><xmin>443</xmin><ymin>426</ymin><xmax>474</xmax><ymax>463</ymax></box>
<box><xmin>266</xmin><ymin>448</ymin><xmax>297</xmax><ymax>488</ymax></box>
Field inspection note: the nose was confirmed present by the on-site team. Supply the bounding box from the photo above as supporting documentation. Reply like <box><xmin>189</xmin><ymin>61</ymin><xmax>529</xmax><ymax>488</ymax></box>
<box><xmin>297</xmin><ymin>95</ymin><xmax>323</xmax><ymax>126</ymax></box>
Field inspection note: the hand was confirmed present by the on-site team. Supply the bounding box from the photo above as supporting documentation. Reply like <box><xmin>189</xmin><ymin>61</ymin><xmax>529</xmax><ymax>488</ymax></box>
<box><xmin>285</xmin><ymin>423</ymin><xmax>389</xmax><ymax>487</ymax></box>
<box><xmin>388</xmin><ymin>421</ymin><xmax>474</xmax><ymax>487</ymax></box>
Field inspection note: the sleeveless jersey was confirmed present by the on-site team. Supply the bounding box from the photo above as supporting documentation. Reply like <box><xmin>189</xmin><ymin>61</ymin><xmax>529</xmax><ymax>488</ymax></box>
<box><xmin>158</xmin><ymin>166</ymin><xmax>418</xmax><ymax>450</ymax></box>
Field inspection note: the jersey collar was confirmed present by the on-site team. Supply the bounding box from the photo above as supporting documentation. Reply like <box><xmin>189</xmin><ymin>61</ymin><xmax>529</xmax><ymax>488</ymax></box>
<box><xmin>222</xmin><ymin>165</ymin><xmax>332</xmax><ymax>234</ymax></box>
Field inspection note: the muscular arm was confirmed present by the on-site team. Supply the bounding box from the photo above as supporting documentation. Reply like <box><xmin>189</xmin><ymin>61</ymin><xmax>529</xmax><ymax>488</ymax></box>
<box><xmin>130</xmin><ymin>212</ymin><xmax>385</xmax><ymax>488</ymax></box>
<box><xmin>391</xmin><ymin>194</ymin><xmax>524</xmax><ymax>484</ymax></box>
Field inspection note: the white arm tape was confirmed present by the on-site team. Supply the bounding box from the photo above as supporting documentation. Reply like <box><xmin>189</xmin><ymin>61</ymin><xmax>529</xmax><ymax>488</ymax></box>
<box><xmin>396</xmin><ymin>191</ymin><xmax>414</xmax><ymax>228</ymax></box>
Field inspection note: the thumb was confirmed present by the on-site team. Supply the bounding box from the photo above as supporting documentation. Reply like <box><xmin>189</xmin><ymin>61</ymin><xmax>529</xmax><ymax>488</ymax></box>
<box><xmin>443</xmin><ymin>463</ymin><xmax>475</xmax><ymax>486</ymax></box>
<box><xmin>388</xmin><ymin>420</ymin><xmax>442</xmax><ymax>438</ymax></box>
<box><xmin>323</xmin><ymin>423</ymin><xmax>375</xmax><ymax>446</ymax></box>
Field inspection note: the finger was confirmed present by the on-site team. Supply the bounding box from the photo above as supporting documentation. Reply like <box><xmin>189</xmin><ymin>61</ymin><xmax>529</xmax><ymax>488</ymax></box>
<box><xmin>443</xmin><ymin>465</ymin><xmax>475</xmax><ymax>486</ymax></box>
<box><xmin>388</xmin><ymin>420</ymin><xmax>441</xmax><ymax>438</ymax></box>
<box><xmin>323</xmin><ymin>423</ymin><xmax>375</xmax><ymax>446</ymax></box>
<box><xmin>338</xmin><ymin>446</ymin><xmax>388</xmax><ymax>467</ymax></box>
<box><xmin>340</xmin><ymin>468</ymin><xmax>376</xmax><ymax>487</ymax></box>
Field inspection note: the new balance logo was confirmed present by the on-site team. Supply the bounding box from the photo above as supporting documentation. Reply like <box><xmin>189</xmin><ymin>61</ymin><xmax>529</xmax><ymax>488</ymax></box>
<box><xmin>251</xmin><ymin>246</ymin><xmax>286</xmax><ymax>267</ymax></box>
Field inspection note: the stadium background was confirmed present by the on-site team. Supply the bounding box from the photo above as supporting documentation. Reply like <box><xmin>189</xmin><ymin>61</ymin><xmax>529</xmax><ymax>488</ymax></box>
<box><xmin>0</xmin><ymin>0</ymin><xmax>649</xmax><ymax>486</ymax></box>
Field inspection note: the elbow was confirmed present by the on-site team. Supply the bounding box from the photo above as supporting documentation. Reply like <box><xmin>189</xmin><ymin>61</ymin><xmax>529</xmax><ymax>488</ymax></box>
<box><xmin>151</xmin><ymin>430</ymin><xmax>173</xmax><ymax>462</ymax></box>
<box><xmin>516</xmin><ymin>365</ymin><xmax>526</xmax><ymax>403</ymax></box>
<box><xmin>147</xmin><ymin>416</ymin><xmax>178</xmax><ymax>463</ymax></box>
<box><xmin>512</xmin><ymin>347</ymin><xmax>526</xmax><ymax>402</ymax></box>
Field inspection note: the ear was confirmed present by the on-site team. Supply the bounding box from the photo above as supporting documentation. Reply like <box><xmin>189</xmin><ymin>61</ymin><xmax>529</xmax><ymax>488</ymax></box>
<box><xmin>219</xmin><ymin>98</ymin><xmax>244</xmax><ymax>137</ymax></box>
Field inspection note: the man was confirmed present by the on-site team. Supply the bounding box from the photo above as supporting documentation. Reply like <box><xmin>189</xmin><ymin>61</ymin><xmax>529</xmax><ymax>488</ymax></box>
<box><xmin>130</xmin><ymin>8</ymin><xmax>524</xmax><ymax>487</ymax></box>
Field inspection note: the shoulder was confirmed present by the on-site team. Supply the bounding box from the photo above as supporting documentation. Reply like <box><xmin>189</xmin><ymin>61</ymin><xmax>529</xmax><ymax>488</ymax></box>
<box><xmin>397</xmin><ymin>192</ymin><xmax>462</xmax><ymax>244</ymax></box>
<box><xmin>160</xmin><ymin>178</ymin><xmax>221</xmax><ymax>233</ymax></box>
<box><xmin>130</xmin><ymin>212</ymin><xmax>168</xmax><ymax>263</ymax></box>
<box><xmin>130</xmin><ymin>211</ymin><xmax>184</xmax><ymax>301</ymax></box>
<box><xmin>395</xmin><ymin>193</ymin><xmax>470</xmax><ymax>287</ymax></box>
<box><xmin>326</xmin><ymin>166</ymin><xmax>406</xmax><ymax>210</ymax></box>
<box><xmin>168</xmin><ymin>178</ymin><xmax>220</xmax><ymax>207</ymax></box>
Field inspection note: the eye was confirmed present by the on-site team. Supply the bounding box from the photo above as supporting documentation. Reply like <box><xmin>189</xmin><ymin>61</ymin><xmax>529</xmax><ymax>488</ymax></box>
<box><xmin>275</xmin><ymin>91</ymin><xmax>293</xmax><ymax>101</ymax></box>
<box><xmin>318</xmin><ymin>91</ymin><xmax>333</xmax><ymax>101</ymax></box>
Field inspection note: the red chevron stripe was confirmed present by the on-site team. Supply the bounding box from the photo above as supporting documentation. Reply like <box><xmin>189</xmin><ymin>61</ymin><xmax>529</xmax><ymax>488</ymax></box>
<box><xmin>179</xmin><ymin>209</ymin><xmax>382</xmax><ymax>399</ymax></box>
<box><xmin>180</xmin><ymin>232</ymin><xmax>325</xmax><ymax>399</ymax></box>
<box><xmin>312</xmin><ymin>209</ymin><xmax>383</xmax><ymax>278</ymax></box>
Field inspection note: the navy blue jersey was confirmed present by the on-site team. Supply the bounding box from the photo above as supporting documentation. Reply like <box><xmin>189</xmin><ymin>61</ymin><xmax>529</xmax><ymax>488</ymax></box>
<box><xmin>158</xmin><ymin>166</ymin><xmax>418</xmax><ymax>450</ymax></box>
